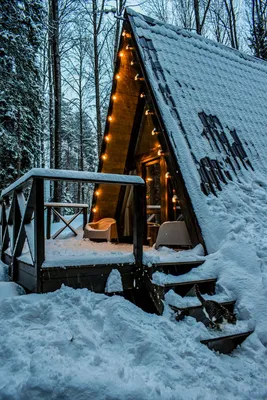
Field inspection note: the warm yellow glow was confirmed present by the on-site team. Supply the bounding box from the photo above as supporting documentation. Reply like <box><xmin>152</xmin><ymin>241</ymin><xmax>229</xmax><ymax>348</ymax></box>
<box><xmin>126</xmin><ymin>44</ymin><xmax>133</xmax><ymax>50</ymax></box>
<box><xmin>119</xmin><ymin>51</ymin><xmax>124</xmax><ymax>57</ymax></box>
<box><xmin>157</xmin><ymin>149</ymin><xmax>163</xmax><ymax>156</ymax></box>
<box><xmin>130</xmin><ymin>60</ymin><xmax>135</xmax><ymax>66</ymax></box>
<box><xmin>122</xmin><ymin>30</ymin><xmax>131</xmax><ymax>38</ymax></box>
<box><xmin>151</xmin><ymin>128</ymin><xmax>158</xmax><ymax>135</ymax></box>
<box><xmin>165</xmin><ymin>172</ymin><xmax>171</xmax><ymax>179</ymax></box>
<box><xmin>140</xmin><ymin>92</ymin><xmax>146</xmax><ymax>98</ymax></box>
<box><xmin>95</xmin><ymin>190</ymin><xmax>100</xmax><ymax>196</ymax></box>
<box><xmin>92</xmin><ymin>207</ymin><xmax>97</xmax><ymax>213</ymax></box>
<box><xmin>105</xmin><ymin>135</ymin><xmax>111</xmax><ymax>142</ymax></box>
<box><xmin>135</xmin><ymin>74</ymin><xmax>144</xmax><ymax>81</ymax></box>
<box><xmin>116</xmin><ymin>74</ymin><xmax>120</xmax><ymax>80</ymax></box>
<box><xmin>102</xmin><ymin>154</ymin><xmax>107</xmax><ymax>160</ymax></box>
<box><xmin>146</xmin><ymin>109</ymin><xmax>153</xmax><ymax>116</ymax></box>
<box><xmin>112</xmin><ymin>95</ymin><xmax>117</xmax><ymax>100</ymax></box>
<box><xmin>108</xmin><ymin>116</ymin><xmax>113</xmax><ymax>121</ymax></box>
<box><xmin>146</xmin><ymin>177</ymin><xmax>153</xmax><ymax>182</ymax></box>
<box><xmin>172</xmin><ymin>195</ymin><xmax>178</xmax><ymax>203</ymax></box>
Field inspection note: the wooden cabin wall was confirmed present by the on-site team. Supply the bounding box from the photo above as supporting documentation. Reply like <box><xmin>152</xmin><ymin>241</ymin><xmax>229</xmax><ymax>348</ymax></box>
<box><xmin>93</xmin><ymin>39</ymin><xmax>141</xmax><ymax>221</ymax></box>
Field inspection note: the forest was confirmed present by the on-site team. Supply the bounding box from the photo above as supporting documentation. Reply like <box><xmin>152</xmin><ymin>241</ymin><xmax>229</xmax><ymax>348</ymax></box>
<box><xmin>0</xmin><ymin>0</ymin><xmax>266</xmax><ymax>203</ymax></box>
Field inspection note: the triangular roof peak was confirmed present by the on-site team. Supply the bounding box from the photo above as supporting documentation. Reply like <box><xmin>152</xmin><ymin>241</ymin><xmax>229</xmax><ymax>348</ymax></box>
<box><xmin>125</xmin><ymin>7</ymin><xmax>267</xmax><ymax>70</ymax></box>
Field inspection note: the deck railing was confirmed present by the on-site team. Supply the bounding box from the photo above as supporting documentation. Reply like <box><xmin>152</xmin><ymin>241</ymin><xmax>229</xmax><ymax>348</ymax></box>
<box><xmin>0</xmin><ymin>169</ymin><xmax>145</xmax><ymax>292</ymax></box>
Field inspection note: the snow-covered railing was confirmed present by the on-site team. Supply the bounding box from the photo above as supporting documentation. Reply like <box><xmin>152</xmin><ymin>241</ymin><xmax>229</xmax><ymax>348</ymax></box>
<box><xmin>0</xmin><ymin>169</ymin><xmax>145</xmax><ymax>292</ymax></box>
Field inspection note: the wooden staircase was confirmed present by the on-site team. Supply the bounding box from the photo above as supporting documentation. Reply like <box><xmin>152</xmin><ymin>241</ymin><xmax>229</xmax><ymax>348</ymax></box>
<box><xmin>143</xmin><ymin>261</ymin><xmax>253</xmax><ymax>354</ymax></box>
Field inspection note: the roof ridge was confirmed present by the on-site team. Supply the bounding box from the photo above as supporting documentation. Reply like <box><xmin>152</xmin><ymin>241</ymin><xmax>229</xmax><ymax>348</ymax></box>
<box><xmin>125</xmin><ymin>7</ymin><xmax>267</xmax><ymax>70</ymax></box>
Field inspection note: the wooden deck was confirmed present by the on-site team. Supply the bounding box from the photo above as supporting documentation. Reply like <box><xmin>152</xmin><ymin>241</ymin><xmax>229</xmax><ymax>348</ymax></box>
<box><xmin>0</xmin><ymin>169</ymin><xmax>146</xmax><ymax>294</ymax></box>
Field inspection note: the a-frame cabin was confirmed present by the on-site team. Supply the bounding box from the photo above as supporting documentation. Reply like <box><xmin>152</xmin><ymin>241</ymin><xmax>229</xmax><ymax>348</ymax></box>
<box><xmin>92</xmin><ymin>8</ymin><xmax>267</xmax><ymax>254</ymax></box>
<box><xmin>92</xmin><ymin>9</ymin><xmax>204</xmax><ymax>249</ymax></box>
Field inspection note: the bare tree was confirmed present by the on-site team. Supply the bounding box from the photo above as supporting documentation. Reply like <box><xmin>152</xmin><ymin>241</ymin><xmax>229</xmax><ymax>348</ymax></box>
<box><xmin>248</xmin><ymin>0</ymin><xmax>267</xmax><ymax>59</ymax></box>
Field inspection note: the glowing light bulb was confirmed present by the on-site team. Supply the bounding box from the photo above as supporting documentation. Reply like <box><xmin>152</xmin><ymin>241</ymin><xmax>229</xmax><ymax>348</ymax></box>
<box><xmin>151</xmin><ymin>128</ymin><xmax>158</xmax><ymax>135</ymax></box>
<box><xmin>119</xmin><ymin>51</ymin><xmax>124</xmax><ymax>57</ymax></box>
<box><xmin>140</xmin><ymin>92</ymin><xmax>146</xmax><ymax>98</ymax></box>
<box><xmin>102</xmin><ymin>154</ymin><xmax>107</xmax><ymax>160</ymax></box>
<box><xmin>112</xmin><ymin>95</ymin><xmax>117</xmax><ymax>100</ymax></box>
<box><xmin>105</xmin><ymin>135</ymin><xmax>111</xmax><ymax>142</ymax></box>
<box><xmin>157</xmin><ymin>149</ymin><xmax>163</xmax><ymax>156</ymax></box>
<box><xmin>165</xmin><ymin>172</ymin><xmax>171</xmax><ymax>179</ymax></box>
<box><xmin>92</xmin><ymin>207</ymin><xmax>97</xmax><ymax>213</ymax></box>
<box><xmin>146</xmin><ymin>177</ymin><xmax>153</xmax><ymax>182</ymax></box>
<box><xmin>95</xmin><ymin>190</ymin><xmax>100</xmax><ymax>196</ymax></box>
<box><xmin>116</xmin><ymin>74</ymin><xmax>120</xmax><ymax>80</ymax></box>
<box><xmin>108</xmin><ymin>116</ymin><xmax>113</xmax><ymax>122</ymax></box>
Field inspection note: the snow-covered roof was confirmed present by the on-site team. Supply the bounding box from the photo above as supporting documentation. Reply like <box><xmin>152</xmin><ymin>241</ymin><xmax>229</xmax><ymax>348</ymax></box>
<box><xmin>126</xmin><ymin>8</ymin><xmax>267</xmax><ymax>252</ymax></box>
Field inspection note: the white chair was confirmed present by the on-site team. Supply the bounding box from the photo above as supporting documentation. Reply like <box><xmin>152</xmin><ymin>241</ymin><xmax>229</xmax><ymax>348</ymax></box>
<box><xmin>155</xmin><ymin>221</ymin><xmax>192</xmax><ymax>249</ymax></box>
<box><xmin>84</xmin><ymin>218</ymin><xmax>118</xmax><ymax>242</ymax></box>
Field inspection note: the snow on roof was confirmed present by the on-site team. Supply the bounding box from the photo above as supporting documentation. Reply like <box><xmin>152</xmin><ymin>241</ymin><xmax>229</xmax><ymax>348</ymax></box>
<box><xmin>127</xmin><ymin>8</ymin><xmax>267</xmax><ymax>251</ymax></box>
<box><xmin>1</xmin><ymin>168</ymin><xmax>145</xmax><ymax>197</ymax></box>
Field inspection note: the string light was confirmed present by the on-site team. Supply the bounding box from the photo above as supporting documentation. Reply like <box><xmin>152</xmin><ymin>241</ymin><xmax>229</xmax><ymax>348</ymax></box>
<box><xmin>116</xmin><ymin>74</ymin><xmax>120</xmax><ymax>80</ymax></box>
<box><xmin>126</xmin><ymin>44</ymin><xmax>134</xmax><ymax>50</ymax></box>
<box><xmin>122</xmin><ymin>30</ymin><xmax>131</xmax><ymax>38</ymax></box>
<box><xmin>172</xmin><ymin>195</ymin><xmax>178</xmax><ymax>203</ymax></box>
<box><xmin>92</xmin><ymin>207</ymin><xmax>97</xmax><ymax>213</ymax></box>
<box><xmin>130</xmin><ymin>60</ymin><xmax>136</xmax><ymax>66</ymax></box>
<box><xmin>140</xmin><ymin>92</ymin><xmax>146</xmax><ymax>98</ymax></box>
<box><xmin>95</xmin><ymin>190</ymin><xmax>100</xmax><ymax>196</ymax></box>
<box><xmin>151</xmin><ymin>128</ymin><xmax>159</xmax><ymax>135</ymax></box>
<box><xmin>104</xmin><ymin>135</ymin><xmax>111</xmax><ymax>142</ymax></box>
<box><xmin>145</xmin><ymin>109</ymin><xmax>154</xmax><ymax>116</ymax></box>
<box><xmin>165</xmin><ymin>172</ymin><xmax>171</xmax><ymax>179</ymax></box>
<box><xmin>135</xmin><ymin>74</ymin><xmax>144</xmax><ymax>81</ymax></box>
<box><xmin>108</xmin><ymin>116</ymin><xmax>113</xmax><ymax>122</ymax></box>
<box><xmin>146</xmin><ymin>177</ymin><xmax>153</xmax><ymax>182</ymax></box>
<box><xmin>112</xmin><ymin>94</ymin><xmax>117</xmax><ymax>100</ymax></box>
<box><xmin>102</xmin><ymin>154</ymin><xmax>108</xmax><ymax>160</ymax></box>
<box><xmin>119</xmin><ymin>51</ymin><xmax>124</xmax><ymax>57</ymax></box>
<box><xmin>157</xmin><ymin>149</ymin><xmax>163</xmax><ymax>156</ymax></box>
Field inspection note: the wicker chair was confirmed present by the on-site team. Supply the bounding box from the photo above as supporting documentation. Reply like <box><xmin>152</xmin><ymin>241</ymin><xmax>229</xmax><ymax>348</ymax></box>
<box><xmin>84</xmin><ymin>218</ymin><xmax>118</xmax><ymax>242</ymax></box>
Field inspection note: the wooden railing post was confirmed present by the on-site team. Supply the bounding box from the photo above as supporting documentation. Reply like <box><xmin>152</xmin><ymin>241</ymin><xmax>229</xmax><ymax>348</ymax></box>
<box><xmin>34</xmin><ymin>178</ymin><xmax>45</xmax><ymax>293</ymax></box>
<box><xmin>133</xmin><ymin>184</ymin><xmax>145</xmax><ymax>274</ymax></box>
<box><xmin>10</xmin><ymin>191</ymin><xmax>21</xmax><ymax>280</ymax></box>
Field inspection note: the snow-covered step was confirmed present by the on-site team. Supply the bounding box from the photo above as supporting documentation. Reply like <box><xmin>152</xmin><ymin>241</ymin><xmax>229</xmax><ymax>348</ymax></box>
<box><xmin>162</xmin><ymin>278</ymin><xmax>217</xmax><ymax>297</ymax></box>
<box><xmin>170</xmin><ymin>301</ymin><xmax>235</xmax><ymax>326</ymax></box>
<box><xmin>200</xmin><ymin>331</ymin><xmax>254</xmax><ymax>354</ymax></box>
<box><xmin>165</xmin><ymin>290</ymin><xmax>232</xmax><ymax>309</ymax></box>
<box><xmin>152</xmin><ymin>260</ymin><xmax>204</xmax><ymax>276</ymax></box>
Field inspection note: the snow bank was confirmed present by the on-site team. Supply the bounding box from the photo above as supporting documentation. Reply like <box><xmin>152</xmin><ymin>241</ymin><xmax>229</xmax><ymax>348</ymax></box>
<box><xmin>0</xmin><ymin>286</ymin><xmax>266</xmax><ymax>399</ymax></box>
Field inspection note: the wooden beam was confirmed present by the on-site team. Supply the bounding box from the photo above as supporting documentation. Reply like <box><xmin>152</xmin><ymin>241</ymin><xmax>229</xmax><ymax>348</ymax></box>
<box><xmin>34</xmin><ymin>179</ymin><xmax>45</xmax><ymax>293</ymax></box>
<box><xmin>133</xmin><ymin>185</ymin><xmax>145</xmax><ymax>272</ymax></box>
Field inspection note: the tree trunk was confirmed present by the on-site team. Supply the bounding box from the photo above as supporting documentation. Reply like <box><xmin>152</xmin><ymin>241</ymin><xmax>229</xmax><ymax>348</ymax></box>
<box><xmin>92</xmin><ymin>0</ymin><xmax>102</xmax><ymax>156</ymax></box>
<box><xmin>49</xmin><ymin>0</ymin><xmax>61</xmax><ymax>204</ymax></box>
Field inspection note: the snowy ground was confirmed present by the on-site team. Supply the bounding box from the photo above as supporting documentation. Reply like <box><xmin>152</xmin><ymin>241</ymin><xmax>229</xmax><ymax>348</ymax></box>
<box><xmin>0</xmin><ymin>267</ymin><xmax>266</xmax><ymax>400</ymax></box>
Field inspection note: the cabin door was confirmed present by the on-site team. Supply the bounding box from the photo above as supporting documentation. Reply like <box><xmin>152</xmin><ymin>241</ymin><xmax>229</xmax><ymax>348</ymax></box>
<box><xmin>142</xmin><ymin>157</ymin><xmax>168</xmax><ymax>224</ymax></box>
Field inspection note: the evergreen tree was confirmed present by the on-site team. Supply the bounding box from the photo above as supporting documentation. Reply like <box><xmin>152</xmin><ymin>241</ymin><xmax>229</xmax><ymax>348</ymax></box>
<box><xmin>0</xmin><ymin>0</ymin><xmax>44</xmax><ymax>191</ymax></box>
